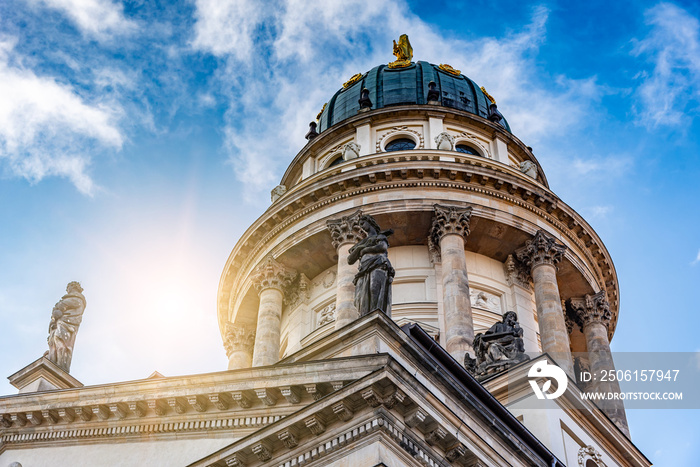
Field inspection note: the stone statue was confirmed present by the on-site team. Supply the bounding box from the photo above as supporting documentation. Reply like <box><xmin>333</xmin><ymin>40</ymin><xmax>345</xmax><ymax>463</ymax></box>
<box><xmin>348</xmin><ymin>214</ymin><xmax>395</xmax><ymax>316</ymax></box>
<box><xmin>388</xmin><ymin>34</ymin><xmax>413</xmax><ymax>69</ymax></box>
<box><xmin>465</xmin><ymin>311</ymin><xmax>530</xmax><ymax>380</ymax></box>
<box><xmin>518</xmin><ymin>160</ymin><xmax>538</xmax><ymax>179</ymax></box>
<box><xmin>45</xmin><ymin>282</ymin><xmax>86</xmax><ymax>372</ymax></box>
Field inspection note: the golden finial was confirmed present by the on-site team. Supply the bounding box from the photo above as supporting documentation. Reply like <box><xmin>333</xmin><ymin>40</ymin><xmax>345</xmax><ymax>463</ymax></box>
<box><xmin>316</xmin><ymin>102</ymin><xmax>327</xmax><ymax>121</ymax></box>
<box><xmin>480</xmin><ymin>86</ymin><xmax>496</xmax><ymax>105</ymax></box>
<box><xmin>388</xmin><ymin>34</ymin><xmax>413</xmax><ymax>69</ymax></box>
<box><xmin>342</xmin><ymin>73</ymin><xmax>363</xmax><ymax>89</ymax></box>
<box><xmin>438</xmin><ymin>63</ymin><xmax>461</xmax><ymax>76</ymax></box>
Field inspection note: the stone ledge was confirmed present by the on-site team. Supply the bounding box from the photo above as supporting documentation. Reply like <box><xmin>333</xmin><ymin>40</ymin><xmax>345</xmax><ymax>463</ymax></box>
<box><xmin>8</xmin><ymin>357</ymin><xmax>83</xmax><ymax>394</ymax></box>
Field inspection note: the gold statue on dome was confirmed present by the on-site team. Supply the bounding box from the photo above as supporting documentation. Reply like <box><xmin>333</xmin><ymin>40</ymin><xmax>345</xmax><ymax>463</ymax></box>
<box><xmin>342</xmin><ymin>73</ymin><xmax>363</xmax><ymax>89</ymax></box>
<box><xmin>480</xmin><ymin>86</ymin><xmax>496</xmax><ymax>105</ymax></box>
<box><xmin>388</xmin><ymin>34</ymin><xmax>413</xmax><ymax>69</ymax></box>
<box><xmin>438</xmin><ymin>63</ymin><xmax>461</xmax><ymax>76</ymax></box>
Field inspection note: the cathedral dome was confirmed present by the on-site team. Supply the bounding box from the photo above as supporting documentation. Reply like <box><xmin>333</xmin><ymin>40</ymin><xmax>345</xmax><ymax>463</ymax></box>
<box><xmin>317</xmin><ymin>61</ymin><xmax>511</xmax><ymax>133</ymax></box>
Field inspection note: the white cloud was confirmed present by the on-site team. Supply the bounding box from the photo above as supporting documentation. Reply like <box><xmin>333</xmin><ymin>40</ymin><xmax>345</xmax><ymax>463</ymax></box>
<box><xmin>632</xmin><ymin>3</ymin><xmax>700</xmax><ymax>127</ymax></box>
<box><xmin>0</xmin><ymin>36</ymin><xmax>124</xmax><ymax>195</ymax></box>
<box><xmin>27</xmin><ymin>0</ymin><xmax>136</xmax><ymax>40</ymax></box>
<box><xmin>588</xmin><ymin>205</ymin><xmax>613</xmax><ymax>219</ymax></box>
<box><xmin>692</xmin><ymin>249</ymin><xmax>700</xmax><ymax>265</ymax></box>
<box><xmin>191</xmin><ymin>1</ymin><xmax>605</xmax><ymax>201</ymax></box>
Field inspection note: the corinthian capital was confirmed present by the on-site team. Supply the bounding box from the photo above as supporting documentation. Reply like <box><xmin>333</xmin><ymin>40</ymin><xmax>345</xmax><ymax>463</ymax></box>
<box><xmin>223</xmin><ymin>323</ymin><xmax>256</xmax><ymax>357</ymax></box>
<box><xmin>251</xmin><ymin>256</ymin><xmax>296</xmax><ymax>293</ymax></box>
<box><xmin>568</xmin><ymin>291</ymin><xmax>612</xmax><ymax>331</ymax></box>
<box><xmin>514</xmin><ymin>230</ymin><xmax>566</xmax><ymax>269</ymax></box>
<box><xmin>326</xmin><ymin>209</ymin><xmax>365</xmax><ymax>249</ymax></box>
<box><xmin>429</xmin><ymin>204</ymin><xmax>473</xmax><ymax>245</ymax></box>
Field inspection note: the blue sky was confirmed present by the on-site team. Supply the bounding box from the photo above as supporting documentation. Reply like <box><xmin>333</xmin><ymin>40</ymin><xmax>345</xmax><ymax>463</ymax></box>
<box><xmin>1</xmin><ymin>0</ymin><xmax>699</xmax><ymax>463</ymax></box>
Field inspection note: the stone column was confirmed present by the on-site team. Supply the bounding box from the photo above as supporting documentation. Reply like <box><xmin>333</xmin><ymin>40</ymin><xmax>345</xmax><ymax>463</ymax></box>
<box><xmin>251</xmin><ymin>256</ymin><xmax>295</xmax><ymax>367</ymax></box>
<box><xmin>327</xmin><ymin>210</ymin><xmax>364</xmax><ymax>329</ymax></box>
<box><xmin>504</xmin><ymin>254</ymin><xmax>539</xmax><ymax>353</ymax></box>
<box><xmin>569</xmin><ymin>291</ymin><xmax>630</xmax><ymax>437</ymax></box>
<box><xmin>429</xmin><ymin>204</ymin><xmax>475</xmax><ymax>363</ymax></box>
<box><xmin>224</xmin><ymin>323</ymin><xmax>256</xmax><ymax>370</ymax></box>
<box><xmin>515</xmin><ymin>230</ymin><xmax>574</xmax><ymax>377</ymax></box>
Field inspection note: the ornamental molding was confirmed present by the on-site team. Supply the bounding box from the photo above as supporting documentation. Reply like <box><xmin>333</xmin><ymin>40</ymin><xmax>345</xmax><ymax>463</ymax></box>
<box><xmin>326</xmin><ymin>209</ymin><xmax>365</xmax><ymax>249</ymax></box>
<box><xmin>578</xmin><ymin>445</ymin><xmax>607</xmax><ymax>467</ymax></box>
<box><xmin>568</xmin><ymin>290</ymin><xmax>612</xmax><ymax>332</ymax></box>
<box><xmin>251</xmin><ymin>256</ymin><xmax>296</xmax><ymax>294</ymax></box>
<box><xmin>223</xmin><ymin>323</ymin><xmax>256</xmax><ymax>357</ymax></box>
<box><xmin>514</xmin><ymin>229</ymin><xmax>567</xmax><ymax>270</ymax></box>
<box><xmin>504</xmin><ymin>254</ymin><xmax>531</xmax><ymax>290</ymax></box>
<box><xmin>376</xmin><ymin>126</ymin><xmax>425</xmax><ymax>152</ymax></box>
<box><xmin>429</xmin><ymin>204</ymin><xmax>473</xmax><ymax>246</ymax></box>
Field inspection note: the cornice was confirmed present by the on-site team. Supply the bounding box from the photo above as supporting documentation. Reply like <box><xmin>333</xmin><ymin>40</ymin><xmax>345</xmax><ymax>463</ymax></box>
<box><xmin>0</xmin><ymin>356</ymin><xmax>389</xmax><ymax>451</ymax></box>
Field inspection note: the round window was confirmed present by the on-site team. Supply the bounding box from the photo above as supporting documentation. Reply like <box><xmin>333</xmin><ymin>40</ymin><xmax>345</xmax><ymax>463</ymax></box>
<box><xmin>385</xmin><ymin>138</ymin><xmax>416</xmax><ymax>152</ymax></box>
<box><xmin>455</xmin><ymin>144</ymin><xmax>479</xmax><ymax>155</ymax></box>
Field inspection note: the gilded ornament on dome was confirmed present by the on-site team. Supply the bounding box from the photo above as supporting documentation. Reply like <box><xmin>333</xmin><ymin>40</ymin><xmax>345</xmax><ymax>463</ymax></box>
<box><xmin>480</xmin><ymin>86</ymin><xmax>496</xmax><ymax>104</ymax></box>
<box><xmin>342</xmin><ymin>73</ymin><xmax>363</xmax><ymax>89</ymax></box>
<box><xmin>316</xmin><ymin>102</ymin><xmax>327</xmax><ymax>121</ymax></box>
<box><xmin>438</xmin><ymin>63</ymin><xmax>461</xmax><ymax>76</ymax></box>
<box><xmin>388</xmin><ymin>34</ymin><xmax>413</xmax><ymax>69</ymax></box>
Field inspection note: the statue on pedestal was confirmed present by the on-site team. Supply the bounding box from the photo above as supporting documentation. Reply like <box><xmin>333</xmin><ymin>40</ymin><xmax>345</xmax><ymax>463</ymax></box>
<box><xmin>45</xmin><ymin>282</ymin><xmax>86</xmax><ymax>372</ymax></box>
<box><xmin>348</xmin><ymin>214</ymin><xmax>395</xmax><ymax>316</ymax></box>
<box><xmin>465</xmin><ymin>311</ymin><xmax>530</xmax><ymax>380</ymax></box>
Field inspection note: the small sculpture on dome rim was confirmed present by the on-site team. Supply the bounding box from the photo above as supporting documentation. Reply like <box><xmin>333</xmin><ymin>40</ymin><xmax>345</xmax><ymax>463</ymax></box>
<box><xmin>45</xmin><ymin>281</ymin><xmax>86</xmax><ymax>373</ymax></box>
<box><xmin>348</xmin><ymin>214</ymin><xmax>395</xmax><ymax>317</ymax></box>
<box><xmin>438</xmin><ymin>63</ymin><xmax>461</xmax><ymax>76</ymax></box>
<box><xmin>388</xmin><ymin>34</ymin><xmax>413</xmax><ymax>69</ymax></box>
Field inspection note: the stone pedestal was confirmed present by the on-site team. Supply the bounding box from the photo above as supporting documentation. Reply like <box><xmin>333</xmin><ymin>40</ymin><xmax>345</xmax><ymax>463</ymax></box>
<box><xmin>570</xmin><ymin>291</ymin><xmax>630</xmax><ymax>437</ymax></box>
<box><xmin>223</xmin><ymin>323</ymin><xmax>256</xmax><ymax>370</ymax></box>
<box><xmin>251</xmin><ymin>257</ymin><xmax>295</xmax><ymax>367</ymax></box>
<box><xmin>8</xmin><ymin>357</ymin><xmax>83</xmax><ymax>394</ymax></box>
<box><xmin>430</xmin><ymin>205</ymin><xmax>474</xmax><ymax>363</ymax></box>
<box><xmin>515</xmin><ymin>230</ymin><xmax>574</xmax><ymax>377</ymax></box>
<box><xmin>327</xmin><ymin>210</ymin><xmax>364</xmax><ymax>329</ymax></box>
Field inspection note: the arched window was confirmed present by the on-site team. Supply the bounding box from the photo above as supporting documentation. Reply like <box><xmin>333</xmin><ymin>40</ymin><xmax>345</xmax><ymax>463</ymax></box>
<box><xmin>328</xmin><ymin>156</ymin><xmax>344</xmax><ymax>167</ymax></box>
<box><xmin>385</xmin><ymin>138</ymin><xmax>416</xmax><ymax>152</ymax></box>
<box><xmin>455</xmin><ymin>144</ymin><xmax>479</xmax><ymax>155</ymax></box>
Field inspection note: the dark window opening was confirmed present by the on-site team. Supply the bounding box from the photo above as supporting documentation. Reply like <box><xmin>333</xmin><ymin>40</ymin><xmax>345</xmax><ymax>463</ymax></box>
<box><xmin>455</xmin><ymin>144</ymin><xmax>479</xmax><ymax>156</ymax></box>
<box><xmin>385</xmin><ymin>138</ymin><xmax>416</xmax><ymax>152</ymax></box>
<box><xmin>329</xmin><ymin>156</ymin><xmax>344</xmax><ymax>167</ymax></box>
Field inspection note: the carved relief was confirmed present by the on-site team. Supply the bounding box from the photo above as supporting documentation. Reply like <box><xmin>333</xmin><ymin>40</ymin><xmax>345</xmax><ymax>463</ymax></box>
<box><xmin>326</xmin><ymin>209</ymin><xmax>365</xmax><ymax>249</ymax></box>
<box><xmin>504</xmin><ymin>254</ymin><xmax>531</xmax><ymax>289</ymax></box>
<box><xmin>270</xmin><ymin>184</ymin><xmax>287</xmax><ymax>203</ymax></box>
<box><xmin>285</xmin><ymin>273</ymin><xmax>310</xmax><ymax>308</ymax></box>
<box><xmin>578</xmin><ymin>445</ymin><xmax>606</xmax><ymax>467</ymax></box>
<box><xmin>322</xmin><ymin>270</ymin><xmax>336</xmax><ymax>288</ymax></box>
<box><xmin>223</xmin><ymin>323</ymin><xmax>255</xmax><ymax>357</ymax></box>
<box><xmin>518</xmin><ymin>160</ymin><xmax>538</xmax><ymax>179</ymax></box>
<box><xmin>251</xmin><ymin>256</ymin><xmax>296</xmax><ymax>294</ymax></box>
<box><xmin>514</xmin><ymin>230</ymin><xmax>567</xmax><ymax>269</ymax></box>
<box><xmin>375</xmin><ymin>126</ymin><xmax>424</xmax><ymax>152</ymax></box>
<box><xmin>317</xmin><ymin>303</ymin><xmax>336</xmax><ymax>327</ymax></box>
<box><xmin>470</xmin><ymin>289</ymin><xmax>501</xmax><ymax>313</ymax></box>
<box><xmin>434</xmin><ymin>132</ymin><xmax>455</xmax><ymax>151</ymax></box>
<box><xmin>342</xmin><ymin>142</ymin><xmax>361</xmax><ymax>161</ymax></box>
<box><xmin>568</xmin><ymin>290</ymin><xmax>612</xmax><ymax>331</ymax></box>
<box><xmin>429</xmin><ymin>204</ymin><xmax>473</xmax><ymax>246</ymax></box>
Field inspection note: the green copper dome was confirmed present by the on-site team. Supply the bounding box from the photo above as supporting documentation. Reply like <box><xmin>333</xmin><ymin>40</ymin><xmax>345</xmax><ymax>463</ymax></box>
<box><xmin>317</xmin><ymin>61</ymin><xmax>511</xmax><ymax>133</ymax></box>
